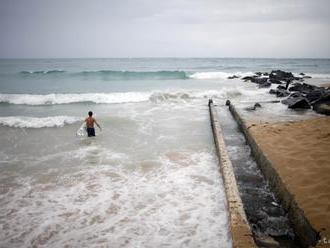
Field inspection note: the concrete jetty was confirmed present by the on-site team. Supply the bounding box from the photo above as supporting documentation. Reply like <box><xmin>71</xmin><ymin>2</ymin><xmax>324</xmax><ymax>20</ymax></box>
<box><xmin>208</xmin><ymin>99</ymin><xmax>257</xmax><ymax>248</ymax></box>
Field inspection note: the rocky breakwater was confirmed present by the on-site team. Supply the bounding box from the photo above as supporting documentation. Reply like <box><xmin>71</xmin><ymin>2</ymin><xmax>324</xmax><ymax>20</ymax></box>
<box><xmin>228</xmin><ymin>70</ymin><xmax>330</xmax><ymax>115</ymax></box>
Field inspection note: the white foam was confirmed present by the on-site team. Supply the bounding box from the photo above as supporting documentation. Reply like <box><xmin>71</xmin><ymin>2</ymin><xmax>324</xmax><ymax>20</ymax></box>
<box><xmin>0</xmin><ymin>92</ymin><xmax>151</xmax><ymax>105</ymax></box>
<box><xmin>0</xmin><ymin>151</ymin><xmax>231</xmax><ymax>247</ymax></box>
<box><xmin>305</xmin><ymin>73</ymin><xmax>330</xmax><ymax>79</ymax></box>
<box><xmin>0</xmin><ymin>88</ymin><xmax>265</xmax><ymax>106</ymax></box>
<box><xmin>189</xmin><ymin>71</ymin><xmax>254</xmax><ymax>79</ymax></box>
<box><xmin>0</xmin><ymin>116</ymin><xmax>82</xmax><ymax>128</ymax></box>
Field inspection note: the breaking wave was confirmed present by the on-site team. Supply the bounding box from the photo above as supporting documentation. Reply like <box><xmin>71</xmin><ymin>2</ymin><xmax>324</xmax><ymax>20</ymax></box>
<box><xmin>0</xmin><ymin>116</ymin><xmax>82</xmax><ymax>128</ymax></box>
<box><xmin>0</xmin><ymin>88</ymin><xmax>263</xmax><ymax>106</ymax></box>
<box><xmin>189</xmin><ymin>71</ymin><xmax>253</xmax><ymax>79</ymax></box>
<box><xmin>0</xmin><ymin>92</ymin><xmax>151</xmax><ymax>105</ymax></box>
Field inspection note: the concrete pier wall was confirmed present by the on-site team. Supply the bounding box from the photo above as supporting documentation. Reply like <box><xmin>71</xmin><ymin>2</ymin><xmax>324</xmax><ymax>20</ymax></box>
<box><xmin>208</xmin><ymin>100</ymin><xmax>256</xmax><ymax>248</ymax></box>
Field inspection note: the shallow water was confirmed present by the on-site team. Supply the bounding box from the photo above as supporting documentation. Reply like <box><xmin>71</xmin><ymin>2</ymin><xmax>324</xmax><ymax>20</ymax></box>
<box><xmin>1</xmin><ymin>58</ymin><xmax>329</xmax><ymax>247</ymax></box>
<box><xmin>0</xmin><ymin>103</ymin><xmax>232</xmax><ymax>247</ymax></box>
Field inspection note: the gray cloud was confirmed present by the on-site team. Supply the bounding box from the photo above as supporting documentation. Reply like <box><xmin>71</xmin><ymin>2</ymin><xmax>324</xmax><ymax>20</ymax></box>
<box><xmin>0</xmin><ymin>0</ymin><xmax>329</xmax><ymax>58</ymax></box>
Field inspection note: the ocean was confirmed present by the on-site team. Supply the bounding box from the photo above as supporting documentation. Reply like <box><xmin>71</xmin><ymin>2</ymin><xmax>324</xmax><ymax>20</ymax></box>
<box><xmin>0</xmin><ymin>58</ymin><xmax>329</xmax><ymax>247</ymax></box>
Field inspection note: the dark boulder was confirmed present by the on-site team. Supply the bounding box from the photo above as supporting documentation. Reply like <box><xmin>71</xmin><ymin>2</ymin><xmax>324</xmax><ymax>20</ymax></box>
<box><xmin>269</xmin><ymin>89</ymin><xmax>277</xmax><ymax>95</ymax></box>
<box><xmin>289</xmin><ymin>92</ymin><xmax>303</xmax><ymax>98</ymax></box>
<box><xmin>254</xmin><ymin>77</ymin><xmax>268</xmax><ymax>84</ymax></box>
<box><xmin>312</xmin><ymin>93</ymin><xmax>330</xmax><ymax>115</ymax></box>
<box><xmin>269</xmin><ymin>79</ymin><xmax>282</xmax><ymax>84</ymax></box>
<box><xmin>282</xmin><ymin>97</ymin><xmax>310</xmax><ymax>109</ymax></box>
<box><xmin>306</xmin><ymin>89</ymin><xmax>327</xmax><ymax>103</ymax></box>
<box><xmin>289</xmin><ymin>83</ymin><xmax>316</xmax><ymax>94</ymax></box>
<box><xmin>254</xmin><ymin>103</ymin><xmax>262</xmax><ymax>108</ymax></box>
<box><xmin>277</xmin><ymin>85</ymin><xmax>286</xmax><ymax>90</ymax></box>
<box><xmin>258</xmin><ymin>81</ymin><xmax>271</xmax><ymax>88</ymax></box>
<box><xmin>242</xmin><ymin>76</ymin><xmax>258</xmax><ymax>83</ymax></box>
<box><xmin>299</xmin><ymin>73</ymin><xmax>305</xmax><ymax>76</ymax></box>
<box><xmin>276</xmin><ymin>89</ymin><xmax>290</xmax><ymax>97</ymax></box>
<box><xmin>245</xmin><ymin>102</ymin><xmax>262</xmax><ymax>111</ymax></box>
<box><xmin>270</xmin><ymin>70</ymin><xmax>294</xmax><ymax>81</ymax></box>
<box><xmin>228</xmin><ymin>75</ymin><xmax>239</xmax><ymax>79</ymax></box>
<box><xmin>269</xmin><ymin>89</ymin><xmax>289</xmax><ymax>97</ymax></box>
<box><xmin>225</xmin><ymin>99</ymin><xmax>231</xmax><ymax>106</ymax></box>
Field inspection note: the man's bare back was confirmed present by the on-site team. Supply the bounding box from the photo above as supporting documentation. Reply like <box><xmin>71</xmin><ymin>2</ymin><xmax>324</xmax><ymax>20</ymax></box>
<box><xmin>85</xmin><ymin>116</ymin><xmax>97</xmax><ymax>128</ymax></box>
<box><xmin>85</xmin><ymin>111</ymin><xmax>101</xmax><ymax>137</ymax></box>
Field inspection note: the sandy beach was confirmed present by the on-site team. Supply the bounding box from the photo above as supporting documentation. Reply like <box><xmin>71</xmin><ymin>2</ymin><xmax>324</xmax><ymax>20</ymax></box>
<box><xmin>248</xmin><ymin>117</ymin><xmax>330</xmax><ymax>243</ymax></box>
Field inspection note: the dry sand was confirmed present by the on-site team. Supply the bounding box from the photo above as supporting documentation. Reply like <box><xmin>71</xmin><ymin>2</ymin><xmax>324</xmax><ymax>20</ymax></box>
<box><xmin>248</xmin><ymin>117</ymin><xmax>330</xmax><ymax>243</ymax></box>
<box><xmin>320</xmin><ymin>83</ymin><xmax>330</xmax><ymax>88</ymax></box>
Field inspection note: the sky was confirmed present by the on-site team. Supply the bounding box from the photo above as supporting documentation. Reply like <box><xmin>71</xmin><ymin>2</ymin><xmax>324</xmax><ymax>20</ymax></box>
<box><xmin>0</xmin><ymin>0</ymin><xmax>329</xmax><ymax>58</ymax></box>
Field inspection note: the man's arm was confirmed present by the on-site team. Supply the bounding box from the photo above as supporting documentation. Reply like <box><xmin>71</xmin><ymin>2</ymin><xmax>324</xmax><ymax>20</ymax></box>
<box><xmin>94</xmin><ymin>118</ymin><xmax>102</xmax><ymax>130</ymax></box>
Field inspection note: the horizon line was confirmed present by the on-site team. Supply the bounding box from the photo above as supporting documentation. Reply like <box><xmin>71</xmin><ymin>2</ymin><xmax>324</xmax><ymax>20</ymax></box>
<box><xmin>0</xmin><ymin>56</ymin><xmax>330</xmax><ymax>60</ymax></box>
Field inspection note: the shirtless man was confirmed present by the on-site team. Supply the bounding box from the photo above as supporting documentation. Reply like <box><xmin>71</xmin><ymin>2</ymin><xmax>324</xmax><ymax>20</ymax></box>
<box><xmin>85</xmin><ymin>111</ymin><xmax>101</xmax><ymax>137</ymax></box>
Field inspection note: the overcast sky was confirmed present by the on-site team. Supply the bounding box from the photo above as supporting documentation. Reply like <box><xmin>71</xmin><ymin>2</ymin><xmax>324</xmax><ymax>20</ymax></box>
<box><xmin>0</xmin><ymin>0</ymin><xmax>329</xmax><ymax>58</ymax></box>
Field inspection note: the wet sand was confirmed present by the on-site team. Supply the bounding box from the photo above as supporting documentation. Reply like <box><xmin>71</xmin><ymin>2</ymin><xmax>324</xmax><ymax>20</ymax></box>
<box><xmin>248</xmin><ymin>117</ymin><xmax>330</xmax><ymax>243</ymax></box>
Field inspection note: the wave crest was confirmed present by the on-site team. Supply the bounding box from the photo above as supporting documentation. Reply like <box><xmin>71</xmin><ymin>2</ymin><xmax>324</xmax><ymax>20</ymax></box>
<box><xmin>189</xmin><ymin>71</ymin><xmax>253</xmax><ymax>79</ymax></box>
<box><xmin>0</xmin><ymin>116</ymin><xmax>82</xmax><ymax>128</ymax></box>
<box><xmin>0</xmin><ymin>92</ymin><xmax>151</xmax><ymax>105</ymax></box>
<box><xmin>0</xmin><ymin>88</ymin><xmax>263</xmax><ymax>106</ymax></box>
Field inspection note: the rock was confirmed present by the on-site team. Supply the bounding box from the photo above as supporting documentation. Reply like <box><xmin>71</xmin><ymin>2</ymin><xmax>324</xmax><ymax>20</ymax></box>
<box><xmin>255</xmin><ymin>103</ymin><xmax>262</xmax><ymax>108</ymax></box>
<box><xmin>306</xmin><ymin>89</ymin><xmax>327</xmax><ymax>103</ymax></box>
<box><xmin>281</xmin><ymin>96</ymin><xmax>310</xmax><ymax>109</ymax></box>
<box><xmin>263</xmin><ymin>72</ymin><xmax>269</xmax><ymax>76</ymax></box>
<box><xmin>289</xmin><ymin>83</ymin><xmax>316</xmax><ymax>94</ymax></box>
<box><xmin>289</xmin><ymin>92</ymin><xmax>302</xmax><ymax>98</ymax></box>
<box><xmin>245</xmin><ymin>102</ymin><xmax>262</xmax><ymax>111</ymax></box>
<box><xmin>228</xmin><ymin>75</ymin><xmax>239</xmax><ymax>79</ymax></box>
<box><xmin>277</xmin><ymin>85</ymin><xmax>286</xmax><ymax>90</ymax></box>
<box><xmin>225</xmin><ymin>99</ymin><xmax>231</xmax><ymax>106</ymax></box>
<box><xmin>270</xmin><ymin>70</ymin><xmax>294</xmax><ymax>81</ymax></box>
<box><xmin>242</xmin><ymin>76</ymin><xmax>258</xmax><ymax>82</ymax></box>
<box><xmin>312</xmin><ymin>93</ymin><xmax>330</xmax><ymax>115</ymax></box>
<box><xmin>299</xmin><ymin>73</ymin><xmax>305</xmax><ymax>76</ymax></box>
<box><xmin>303</xmin><ymin>75</ymin><xmax>312</xmax><ymax>79</ymax></box>
<box><xmin>255</xmin><ymin>77</ymin><xmax>268</xmax><ymax>84</ymax></box>
<box><xmin>255</xmin><ymin>72</ymin><xmax>263</xmax><ymax>76</ymax></box>
<box><xmin>313</xmin><ymin>103</ymin><xmax>330</xmax><ymax>115</ymax></box>
<box><xmin>259</xmin><ymin>81</ymin><xmax>271</xmax><ymax>88</ymax></box>
<box><xmin>285</xmin><ymin>80</ymin><xmax>292</xmax><ymax>90</ymax></box>
<box><xmin>276</xmin><ymin>89</ymin><xmax>290</xmax><ymax>97</ymax></box>
<box><xmin>269</xmin><ymin>79</ymin><xmax>282</xmax><ymax>84</ymax></box>
<box><xmin>254</xmin><ymin>234</ymin><xmax>281</xmax><ymax>248</ymax></box>
<box><xmin>269</xmin><ymin>89</ymin><xmax>277</xmax><ymax>95</ymax></box>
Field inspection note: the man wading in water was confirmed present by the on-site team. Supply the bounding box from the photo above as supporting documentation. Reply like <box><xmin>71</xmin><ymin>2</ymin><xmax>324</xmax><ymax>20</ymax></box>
<box><xmin>85</xmin><ymin>111</ymin><xmax>101</xmax><ymax>137</ymax></box>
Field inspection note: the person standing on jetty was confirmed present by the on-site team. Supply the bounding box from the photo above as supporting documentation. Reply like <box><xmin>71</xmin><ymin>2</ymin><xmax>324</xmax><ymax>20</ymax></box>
<box><xmin>85</xmin><ymin>111</ymin><xmax>101</xmax><ymax>137</ymax></box>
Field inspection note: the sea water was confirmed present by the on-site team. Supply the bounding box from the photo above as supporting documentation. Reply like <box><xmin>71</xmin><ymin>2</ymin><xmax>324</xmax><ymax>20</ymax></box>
<box><xmin>0</xmin><ymin>58</ymin><xmax>329</xmax><ymax>247</ymax></box>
